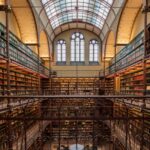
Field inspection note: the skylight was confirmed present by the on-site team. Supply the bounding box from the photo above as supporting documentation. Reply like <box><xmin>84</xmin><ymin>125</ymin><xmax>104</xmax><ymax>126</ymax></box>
<box><xmin>41</xmin><ymin>0</ymin><xmax>113</xmax><ymax>29</ymax></box>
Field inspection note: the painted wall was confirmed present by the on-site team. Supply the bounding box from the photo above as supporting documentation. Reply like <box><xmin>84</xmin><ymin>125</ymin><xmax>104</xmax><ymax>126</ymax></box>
<box><xmin>52</xmin><ymin>29</ymin><xmax>102</xmax><ymax>77</ymax></box>
<box><xmin>0</xmin><ymin>12</ymin><xmax>21</xmax><ymax>39</ymax></box>
<box><xmin>131</xmin><ymin>9</ymin><xmax>150</xmax><ymax>40</ymax></box>
<box><xmin>0</xmin><ymin>7</ymin><xmax>51</xmax><ymax>58</ymax></box>
<box><xmin>115</xmin><ymin>8</ymin><xmax>150</xmax><ymax>54</ymax></box>
<box><xmin>29</xmin><ymin>0</ymin><xmax>52</xmax><ymax>58</ymax></box>
<box><xmin>0</xmin><ymin>11</ymin><xmax>40</xmax><ymax>54</ymax></box>
<box><xmin>103</xmin><ymin>3</ymin><xmax>150</xmax><ymax>66</ymax></box>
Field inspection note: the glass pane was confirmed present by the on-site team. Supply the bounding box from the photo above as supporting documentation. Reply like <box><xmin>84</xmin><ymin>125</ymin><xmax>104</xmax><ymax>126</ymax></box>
<box><xmin>57</xmin><ymin>49</ymin><xmax>61</xmax><ymax>54</ymax></box>
<box><xmin>94</xmin><ymin>44</ymin><xmax>98</xmax><ymax>50</ymax></box>
<box><xmin>62</xmin><ymin>54</ymin><xmax>66</xmax><ymax>59</ymax></box>
<box><xmin>62</xmin><ymin>49</ymin><xmax>66</xmax><ymax>54</ymax></box>
<box><xmin>71</xmin><ymin>32</ymin><xmax>85</xmax><ymax>62</ymax></box>
<box><xmin>62</xmin><ymin>44</ymin><xmax>66</xmax><ymax>50</ymax></box>
<box><xmin>57</xmin><ymin>44</ymin><xmax>61</xmax><ymax>50</ymax></box>
<box><xmin>72</xmin><ymin>34</ymin><xmax>75</xmax><ymax>39</ymax></box>
<box><xmin>57</xmin><ymin>40</ymin><xmax>66</xmax><ymax>62</ymax></box>
<box><xmin>94</xmin><ymin>55</ymin><xmax>98</xmax><ymax>61</ymax></box>
<box><xmin>80</xmin><ymin>53</ymin><xmax>84</xmax><ymax>61</ymax></box>
<box><xmin>89</xmin><ymin>40</ymin><xmax>99</xmax><ymax>62</ymax></box>
<box><xmin>57</xmin><ymin>55</ymin><xmax>61</xmax><ymax>61</ymax></box>
<box><xmin>42</xmin><ymin>0</ymin><xmax>113</xmax><ymax>29</ymax></box>
<box><xmin>90</xmin><ymin>55</ymin><xmax>93</xmax><ymax>61</ymax></box>
<box><xmin>76</xmin><ymin>57</ymin><xmax>79</xmax><ymax>61</ymax></box>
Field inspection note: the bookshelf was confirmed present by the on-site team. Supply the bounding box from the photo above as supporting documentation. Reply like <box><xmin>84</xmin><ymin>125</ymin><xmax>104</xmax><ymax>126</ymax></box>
<box><xmin>113</xmin><ymin>102</ymin><xmax>150</xmax><ymax>149</ymax></box>
<box><xmin>0</xmin><ymin>23</ymin><xmax>48</xmax><ymax>148</ymax></box>
<box><xmin>146</xmin><ymin>25</ymin><xmax>150</xmax><ymax>56</ymax></box>
<box><xmin>0</xmin><ymin>24</ymin><xmax>50</xmax><ymax>140</ymax></box>
<box><xmin>103</xmin><ymin>27</ymin><xmax>150</xmax><ymax>96</ymax></box>
<box><xmin>118</xmin><ymin>59</ymin><xmax>150</xmax><ymax>95</ymax></box>
<box><xmin>0</xmin><ymin>101</ymin><xmax>41</xmax><ymax>150</ymax></box>
<box><xmin>120</xmin><ymin>64</ymin><xmax>144</xmax><ymax>96</ymax></box>
<box><xmin>41</xmin><ymin>78</ymin><xmax>52</xmax><ymax>95</ymax></box>
<box><xmin>107</xmin><ymin>31</ymin><xmax>144</xmax><ymax>75</ymax></box>
<box><xmin>41</xmin><ymin>97</ymin><xmax>111</xmax><ymax>145</ymax></box>
<box><xmin>41</xmin><ymin>77</ymin><xmax>100</xmax><ymax>95</ymax></box>
<box><xmin>146</xmin><ymin>59</ymin><xmax>150</xmax><ymax>95</ymax></box>
<box><xmin>105</xmin><ymin>77</ymin><xmax>114</xmax><ymax>95</ymax></box>
<box><xmin>99</xmin><ymin>77</ymin><xmax>114</xmax><ymax>95</ymax></box>
<box><xmin>0</xmin><ymin>23</ymin><xmax>49</xmax><ymax>77</ymax></box>
<box><xmin>0</xmin><ymin>65</ymin><xmax>40</xmax><ymax>96</ymax></box>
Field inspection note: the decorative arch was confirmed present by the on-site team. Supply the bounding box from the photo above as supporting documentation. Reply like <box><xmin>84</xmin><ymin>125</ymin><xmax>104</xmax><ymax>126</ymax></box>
<box><xmin>0</xmin><ymin>10</ymin><xmax>21</xmax><ymax>39</ymax></box>
<box><xmin>39</xmin><ymin>30</ymin><xmax>49</xmax><ymax>58</ymax></box>
<box><xmin>105</xmin><ymin>31</ymin><xmax>115</xmax><ymax>61</ymax></box>
<box><xmin>117</xmin><ymin>0</ymin><xmax>142</xmax><ymax>44</ymax></box>
<box><xmin>51</xmin><ymin>22</ymin><xmax>101</xmax><ymax>41</ymax></box>
<box><xmin>11</xmin><ymin>0</ymin><xmax>38</xmax><ymax>44</ymax></box>
<box><xmin>11</xmin><ymin>11</ymin><xmax>22</xmax><ymax>39</ymax></box>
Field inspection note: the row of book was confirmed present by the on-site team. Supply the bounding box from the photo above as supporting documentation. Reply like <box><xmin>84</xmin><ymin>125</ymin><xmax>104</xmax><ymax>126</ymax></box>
<box><xmin>0</xmin><ymin>23</ymin><xmax>49</xmax><ymax>76</ymax></box>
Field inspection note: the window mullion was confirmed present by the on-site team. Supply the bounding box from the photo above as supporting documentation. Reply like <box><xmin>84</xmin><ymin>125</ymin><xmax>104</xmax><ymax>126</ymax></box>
<box><xmin>93</xmin><ymin>44</ymin><xmax>94</xmax><ymax>62</ymax></box>
<box><xmin>61</xmin><ymin>44</ymin><xmax>62</xmax><ymax>62</ymax></box>
<box><xmin>79</xmin><ymin>39</ymin><xmax>81</xmax><ymax>62</ymax></box>
<box><xmin>75</xmin><ymin>39</ymin><xmax>76</xmax><ymax>62</ymax></box>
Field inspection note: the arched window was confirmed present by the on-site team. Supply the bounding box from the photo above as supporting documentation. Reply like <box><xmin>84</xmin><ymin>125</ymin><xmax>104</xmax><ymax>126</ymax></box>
<box><xmin>57</xmin><ymin>40</ymin><xmax>66</xmax><ymax>62</ymax></box>
<box><xmin>89</xmin><ymin>40</ymin><xmax>99</xmax><ymax>62</ymax></box>
<box><xmin>71</xmin><ymin>32</ymin><xmax>84</xmax><ymax>62</ymax></box>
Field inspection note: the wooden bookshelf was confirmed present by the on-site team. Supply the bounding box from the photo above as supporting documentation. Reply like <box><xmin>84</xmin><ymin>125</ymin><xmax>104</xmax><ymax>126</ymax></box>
<box><xmin>0</xmin><ymin>101</ymin><xmax>41</xmax><ymax>150</ymax></box>
<box><xmin>41</xmin><ymin>77</ymin><xmax>100</xmax><ymax>95</ymax></box>
<box><xmin>99</xmin><ymin>77</ymin><xmax>114</xmax><ymax>95</ymax></box>
<box><xmin>107</xmin><ymin>31</ymin><xmax>144</xmax><ymax>75</ymax></box>
<box><xmin>120</xmin><ymin>64</ymin><xmax>144</xmax><ymax>96</ymax></box>
<box><xmin>113</xmin><ymin>102</ymin><xmax>150</xmax><ymax>149</ymax></box>
<box><xmin>0</xmin><ymin>56</ymin><xmax>42</xmax><ymax>148</ymax></box>
<box><xmin>41</xmin><ymin>78</ymin><xmax>52</xmax><ymax>95</ymax></box>
<box><xmin>0</xmin><ymin>23</ymin><xmax>49</xmax><ymax>77</ymax></box>
<box><xmin>118</xmin><ymin>59</ymin><xmax>150</xmax><ymax>95</ymax></box>
<box><xmin>146</xmin><ymin>59</ymin><xmax>150</xmax><ymax>95</ymax></box>
<box><xmin>0</xmin><ymin>64</ymin><xmax>40</xmax><ymax>96</ymax></box>
<box><xmin>105</xmin><ymin>77</ymin><xmax>114</xmax><ymax>95</ymax></box>
<box><xmin>146</xmin><ymin>25</ymin><xmax>150</xmax><ymax>56</ymax></box>
<box><xmin>104</xmin><ymin>28</ymin><xmax>150</xmax><ymax>96</ymax></box>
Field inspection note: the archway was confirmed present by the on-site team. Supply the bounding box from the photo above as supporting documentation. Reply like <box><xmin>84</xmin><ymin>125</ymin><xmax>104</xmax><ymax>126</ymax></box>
<box><xmin>39</xmin><ymin>30</ymin><xmax>49</xmax><ymax>58</ymax></box>
<box><xmin>117</xmin><ymin>0</ymin><xmax>142</xmax><ymax>44</ymax></box>
<box><xmin>11</xmin><ymin>0</ymin><xmax>38</xmax><ymax>44</ymax></box>
<box><xmin>105</xmin><ymin>31</ymin><xmax>115</xmax><ymax>61</ymax></box>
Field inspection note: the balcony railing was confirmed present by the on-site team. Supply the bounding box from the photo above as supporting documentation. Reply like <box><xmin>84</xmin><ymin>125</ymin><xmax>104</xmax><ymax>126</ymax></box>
<box><xmin>0</xmin><ymin>23</ymin><xmax>49</xmax><ymax>76</ymax></box>
<box><xmin>105</xmin><ymin>31</ymin><xmax>145</xmax><ymax>75</ymax></box>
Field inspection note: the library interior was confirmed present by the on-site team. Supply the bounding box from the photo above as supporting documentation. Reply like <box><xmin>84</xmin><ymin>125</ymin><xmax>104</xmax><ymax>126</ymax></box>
<box><xmin>0</xmin><ymin>0</ymin><xmax>150</xmax><ymax>150</ymax></box>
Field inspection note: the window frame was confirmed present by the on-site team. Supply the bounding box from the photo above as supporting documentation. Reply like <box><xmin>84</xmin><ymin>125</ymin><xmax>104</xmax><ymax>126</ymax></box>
<box><xmin>56</xmin><ymin>40</ymin><xmax>66</xmax><ymax>63</ymax></box>
<box><xmin>41</xmin><ymin>0</ymin><xmax>114</xmax><ymax>29</ymax></box>
<box><xmin>71</xmin><ymin>32</ymin><xmax>85</xmax><ymax>63</ymax></box>
<box><xmin>89</xmin><ymin>39</ymin><xmax>99</xmax><ymax>63</ymax></box>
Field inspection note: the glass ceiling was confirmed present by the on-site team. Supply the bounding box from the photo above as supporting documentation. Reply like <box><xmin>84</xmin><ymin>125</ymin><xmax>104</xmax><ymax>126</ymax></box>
<box><xmin>41</xmin><ymin>0</ymin><xmax>113</xmax><ymax>29</ymax></box>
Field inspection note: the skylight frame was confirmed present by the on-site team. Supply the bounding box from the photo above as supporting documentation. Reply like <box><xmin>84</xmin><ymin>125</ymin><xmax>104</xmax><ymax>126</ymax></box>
<box><xmin>41</xmin><ymin>0</ymin><xmax>113</xmax><ymax>29</ymax></box>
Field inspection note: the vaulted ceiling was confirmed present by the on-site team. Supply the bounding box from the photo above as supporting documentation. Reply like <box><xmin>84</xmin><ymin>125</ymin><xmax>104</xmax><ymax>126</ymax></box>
<box><xmin>41</xmin><ymin>0</ymin><xmax>114</xmax><ymax>30</ymax></box>
<box><xmin>117</xmin><ymin>0</ymin><xmax>142</xmax><ymax>44</ymax></box>
<box><xmin>11</xmin><ymin>0</ymin><xmax>38</xmax><ymax>44</ymax></box>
